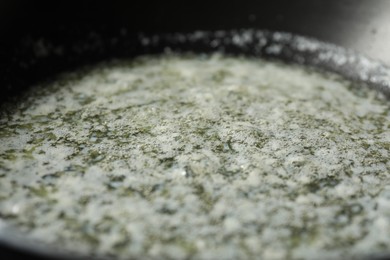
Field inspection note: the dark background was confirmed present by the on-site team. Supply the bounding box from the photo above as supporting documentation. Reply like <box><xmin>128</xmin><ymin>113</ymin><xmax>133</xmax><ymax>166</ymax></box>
<box><xmin>1</xmin><ymin>0</ymin><xmax>390</xmax><ymax>64</ymax></box>
<box><xmin>1</xmin><ymin>0</ymin><xmax>390</xmax><ymax>259</ymax></box>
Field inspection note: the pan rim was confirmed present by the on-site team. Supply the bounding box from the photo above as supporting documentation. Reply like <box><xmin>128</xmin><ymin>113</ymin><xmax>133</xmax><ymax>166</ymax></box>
<box><xmin>0</xmin><ymin>29</ymin><xmax>389</xmax><ymax>260</ymax></box>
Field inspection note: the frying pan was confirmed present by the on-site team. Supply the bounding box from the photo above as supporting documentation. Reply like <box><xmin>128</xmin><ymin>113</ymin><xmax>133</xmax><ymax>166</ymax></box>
<box><xmin>0</xmin><ymin>0</ymin><xmax>389</xmax><ymax>259</ymax></box>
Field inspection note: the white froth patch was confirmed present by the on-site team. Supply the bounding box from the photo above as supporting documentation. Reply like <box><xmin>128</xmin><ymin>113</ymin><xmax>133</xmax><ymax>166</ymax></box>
<box><xmin>0</xmin><ymin>53</ymin><xmax>389</xmax><ymax>259</ymax></box>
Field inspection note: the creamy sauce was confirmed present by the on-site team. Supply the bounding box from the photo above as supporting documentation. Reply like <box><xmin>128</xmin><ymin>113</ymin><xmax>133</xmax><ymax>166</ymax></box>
<box><xmin>0</xmin><ymin>54</ymin><xmax>389</xmax><ymax>259</ymax></box>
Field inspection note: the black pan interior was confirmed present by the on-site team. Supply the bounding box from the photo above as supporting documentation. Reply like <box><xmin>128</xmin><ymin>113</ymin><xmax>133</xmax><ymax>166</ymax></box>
<box><xmin>1</xmin><ymin>29</ymin><xmax>390</xmax><ymax>260</ymax></box>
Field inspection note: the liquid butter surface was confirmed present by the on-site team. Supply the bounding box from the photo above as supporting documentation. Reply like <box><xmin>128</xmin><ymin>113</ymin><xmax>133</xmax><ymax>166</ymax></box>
<box><xmin>0</xmin><ymin>54</ymin><xmax>389</xmax><ymax>259</ymax></box>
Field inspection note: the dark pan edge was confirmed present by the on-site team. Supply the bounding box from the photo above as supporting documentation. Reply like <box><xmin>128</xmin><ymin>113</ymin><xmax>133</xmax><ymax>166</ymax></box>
<box><xmin>0</xmin><ymin>29</ymin><xmax>389</xmax><ymax>260</ymax></box>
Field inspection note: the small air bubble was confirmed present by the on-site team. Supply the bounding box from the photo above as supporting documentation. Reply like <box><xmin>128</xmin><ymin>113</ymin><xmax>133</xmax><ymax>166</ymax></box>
<box><xmin>210</xmin><ymin>39</ymin><xmax>220</xmax><ymax>48</ymax></box>
<box><xmin>141</xmin><ymin>38</ymin><xmax>150</xmax><ymax>46</ymax></box>
<box><xmin>164</xmin><ymin>47</ymin><xmax>172</xmax><ymax>54</ymax></box>
<box><xmin>11</xmin><ymin>204</ymin><xmax>20</xmax><ymax>214</ymax></box>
